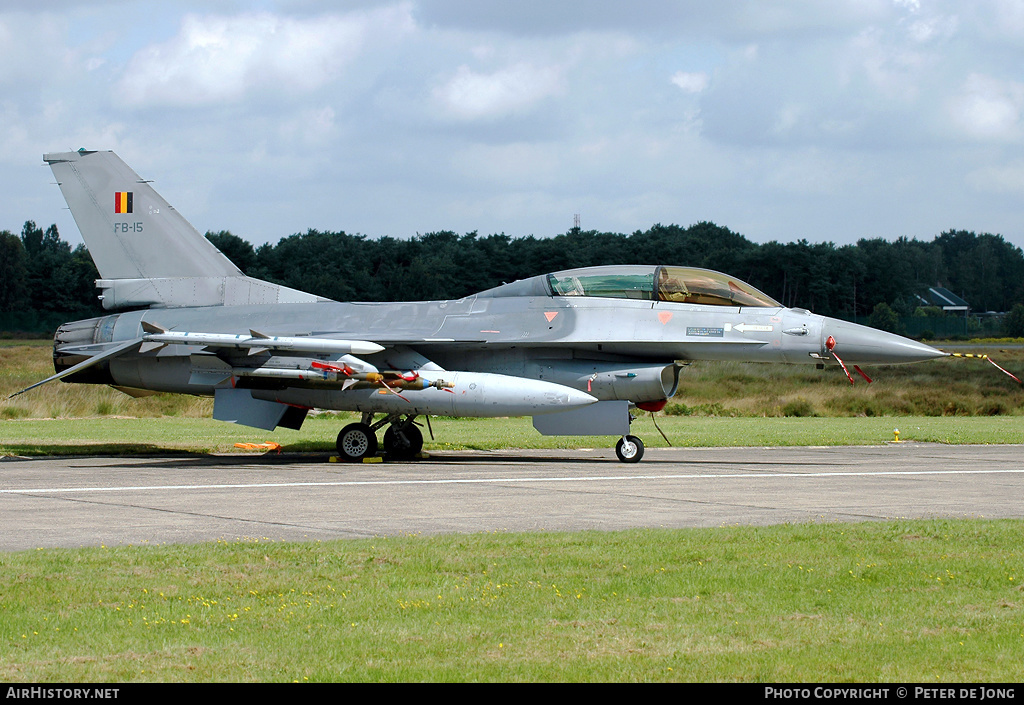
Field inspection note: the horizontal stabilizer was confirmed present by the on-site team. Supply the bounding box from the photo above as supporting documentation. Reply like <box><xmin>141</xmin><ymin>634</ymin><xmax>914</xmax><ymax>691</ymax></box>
<box><xmin>8</xmin><ymin>337</ymin><xmax>142</xmax><ymax>398</ymax></box>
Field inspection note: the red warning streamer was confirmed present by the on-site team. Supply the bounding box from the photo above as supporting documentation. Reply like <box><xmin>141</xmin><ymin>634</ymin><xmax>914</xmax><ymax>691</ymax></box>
<box><xmin>944</xmin><ymin>352</ymin><xmax>1022</xmax><ymax>384</ymax></box>
<box><xmin>825</xmin><ymin>335</ymin><xmax>855</xmax><ymax>385</ymax></box>
<box><xmin>987</xmin><ymin>357</ymin><xmax>1022</xmax><ymax>384</ymax></box>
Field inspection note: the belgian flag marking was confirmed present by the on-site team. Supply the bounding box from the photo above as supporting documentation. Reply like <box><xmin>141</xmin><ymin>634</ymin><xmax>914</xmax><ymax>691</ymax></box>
<box><xmin>114</xmin><ymin>192</ymin><xmax>133</xmax><ymax>214</ymax></box>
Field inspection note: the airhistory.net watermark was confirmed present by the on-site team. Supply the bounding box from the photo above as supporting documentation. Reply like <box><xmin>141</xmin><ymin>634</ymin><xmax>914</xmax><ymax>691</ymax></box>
<box><xmin>6</xmin><ymin>688</ymin><xmax>119</xmax><ymax>700</ymax></box>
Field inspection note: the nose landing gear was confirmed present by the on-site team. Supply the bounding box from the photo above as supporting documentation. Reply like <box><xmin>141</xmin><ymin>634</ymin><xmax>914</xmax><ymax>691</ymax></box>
<box><xmin>615</xmin><ymin>435</ymin><xmax>644</xmax><ymax>463</ymax></box>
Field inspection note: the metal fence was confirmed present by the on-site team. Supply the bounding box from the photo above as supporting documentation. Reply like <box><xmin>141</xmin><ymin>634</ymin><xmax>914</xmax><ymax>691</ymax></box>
<box><xmin>847</xmin><ymin>315</ymin><xmax>1002</xmax><ymax>339</ymax></box>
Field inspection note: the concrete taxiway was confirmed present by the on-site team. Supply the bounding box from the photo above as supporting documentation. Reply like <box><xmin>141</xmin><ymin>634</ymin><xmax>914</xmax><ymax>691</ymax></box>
<box><xmin>1</xmin><ymin>444</ymin><xmax>1022</xmax><ymax>551</ymax></box>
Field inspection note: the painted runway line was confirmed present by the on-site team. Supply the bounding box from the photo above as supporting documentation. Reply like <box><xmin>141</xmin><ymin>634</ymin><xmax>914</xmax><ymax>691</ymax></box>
<box><xmin>4</xmin><ymin>466</ymin><xmax>1024</xmax><ymax>495</ymax></box>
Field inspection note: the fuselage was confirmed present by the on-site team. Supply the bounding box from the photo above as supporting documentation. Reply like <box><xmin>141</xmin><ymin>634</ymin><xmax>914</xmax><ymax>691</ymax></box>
<box><xmin>35</xmin><ymin>148</ymin><xmax>950</xmax><ymax>459</ymax></box>
<box><xmin>54</xmin><ymin>270</ymin><xmax>944</xmax><ymax>414</ymax></box>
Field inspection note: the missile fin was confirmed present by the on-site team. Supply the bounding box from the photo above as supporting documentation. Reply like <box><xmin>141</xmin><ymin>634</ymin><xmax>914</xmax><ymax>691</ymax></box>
<box><xmin>141</xmin><ymin>320</ymin><xmax>167</xmax><ymax>334</ymax></box>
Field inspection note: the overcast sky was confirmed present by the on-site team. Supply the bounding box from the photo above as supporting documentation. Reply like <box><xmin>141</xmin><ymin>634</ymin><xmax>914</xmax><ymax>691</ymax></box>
<box><xmin>3</xmin><ymin>0</ymin><xmax>1024</xmax><ymax>251</ymax></box>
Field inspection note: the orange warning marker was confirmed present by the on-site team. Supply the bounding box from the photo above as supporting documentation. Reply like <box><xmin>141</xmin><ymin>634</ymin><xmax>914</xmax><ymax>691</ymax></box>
<box><xmin>658</xmin><ymin>311</ymin><xmax>673</xmax><ymax>324</ymax></box>
<box><xmin>233</xmin><ymin>442</ymin><xmax>282</xmax><ymax>453</ymax></box>
<box><xmin>544</xmin><ymin>311</ymin><xmax>558</xmax><ymax>322</ymax></box>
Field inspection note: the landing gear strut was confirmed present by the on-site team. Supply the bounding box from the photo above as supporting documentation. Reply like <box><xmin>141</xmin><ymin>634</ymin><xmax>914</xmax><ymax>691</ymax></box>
<box><xmin>336</xmin><ymin>413</ymin><xmax>424</xmax><ymax>462</ymax></box>
<box><xmin>383</xmin><ymin>419</ymin><xmax>424</xmax><ymax>459</ymax></box>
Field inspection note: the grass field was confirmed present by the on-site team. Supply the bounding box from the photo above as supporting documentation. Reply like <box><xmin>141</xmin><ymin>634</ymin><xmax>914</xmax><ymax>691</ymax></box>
<box><xmin>2</xmin><ymin>415</ymin><xmax>1024</xmax><ymax>456</ymax></box>
<box><xmin>4</xmin><ymin>339</ymin><xmax>1024</xmax><ymax>422</ymax></box>
<box><xmin>2</xmin><ymin>339</ymin><xmax>1023</xmax><ymax>456</ymax></box>
<box><xmin>3</xmin><ymin>340</ymin><xmax>1023</xmax><ymax>682</ymax></box>
<box><xmin>2</xmin><ymin>521</ymin><xmax>1022</xmax><ymax>682</ymax></box>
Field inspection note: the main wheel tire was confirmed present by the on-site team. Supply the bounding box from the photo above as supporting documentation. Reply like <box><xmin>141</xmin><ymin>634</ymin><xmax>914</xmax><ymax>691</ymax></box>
<box><xmin>337</xmin><ymin>423</ymin><xmax>378</xmax><ymax>461</ymax></box>
<box><xmin>615</xmin><ymin>435</ymin><xmax>645</xmax><ymax>463</ymax></box>
<box><xmin>383</xmin><ymin>423</ymin><xmax>423</xmax><ymax>460</ymax></box>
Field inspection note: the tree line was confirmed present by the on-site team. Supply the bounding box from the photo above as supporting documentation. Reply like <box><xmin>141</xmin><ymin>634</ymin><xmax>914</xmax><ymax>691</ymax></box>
<box><xmin>3</xmin><ymin>220</ymin><xmax>1023</xmax><ymax>326</ymax></box>
<box><xmin>211</xmin><ymin>222</ymin><xmax>1024</xmax><ymax>319</ymax></box>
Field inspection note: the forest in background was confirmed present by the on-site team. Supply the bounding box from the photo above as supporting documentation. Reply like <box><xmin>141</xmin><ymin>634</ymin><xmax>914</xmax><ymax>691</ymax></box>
<box><xmin>2</xmin><ymin>220</ymin><xmax>1023</xmax><ymax>334</ymax></box>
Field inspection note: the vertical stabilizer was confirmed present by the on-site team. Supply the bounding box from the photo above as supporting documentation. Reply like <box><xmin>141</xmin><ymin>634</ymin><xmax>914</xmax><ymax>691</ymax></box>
<box><xmin>45</xmin><ymin>150</ymin><xmax>240</xmax><ymax>279</ymax></box>
<box><xmin>44</xmin><ymin>149</ymin><xmax>322</xmax><ymax>308</ymax></box>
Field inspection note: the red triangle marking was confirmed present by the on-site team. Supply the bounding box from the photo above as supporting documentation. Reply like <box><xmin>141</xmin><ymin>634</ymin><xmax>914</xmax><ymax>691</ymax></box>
<box><xmin>544</xmin><ymin>311</ymin><xmax>558</xmax><ymax>322</ymax></box>
<box><xmin>658</xmin><ymin>312</ymin><xmax>673</xmax><ymax>324</ymax></box>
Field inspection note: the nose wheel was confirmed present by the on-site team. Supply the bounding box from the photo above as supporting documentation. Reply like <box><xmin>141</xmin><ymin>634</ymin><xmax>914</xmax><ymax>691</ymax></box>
<box><xmin>615</xmin><ymin>435</ymin><xmax>644</xmax><ymax>463</ymax></box>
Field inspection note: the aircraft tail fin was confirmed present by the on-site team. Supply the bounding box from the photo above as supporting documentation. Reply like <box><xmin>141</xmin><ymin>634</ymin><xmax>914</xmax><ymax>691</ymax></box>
<box><xmin>44</xmin><ymin>149</ymin><xmax>322</xmax><ymax>309</ymax></box>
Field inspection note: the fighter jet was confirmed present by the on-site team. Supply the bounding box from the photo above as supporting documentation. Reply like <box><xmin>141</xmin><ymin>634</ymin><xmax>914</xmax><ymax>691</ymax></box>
<box><xmin>17</xmin><ymin>149</ymin><xmax>946</xmax><ymax>462</ymax></box>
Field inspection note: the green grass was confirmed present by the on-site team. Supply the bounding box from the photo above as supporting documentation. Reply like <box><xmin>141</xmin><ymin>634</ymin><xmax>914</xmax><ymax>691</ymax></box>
<box><xmin>4</xmin><ymin>342</ymin><xmax>1024</xmax><ymax>682</ymax></box>
<box><xmin>2</xmin><ymin>414</ymin><xmax>1023</xmax><ymax>456</ymax></box>
<box><xmin>2</xmin><ymin>339</ymin><xmax>1023</xmax><ymax>454</ymax></box>
<box><xmin>1</xmin><ymin>521</ymin><xmax>1022</xmax><ymax>682</ymax></box>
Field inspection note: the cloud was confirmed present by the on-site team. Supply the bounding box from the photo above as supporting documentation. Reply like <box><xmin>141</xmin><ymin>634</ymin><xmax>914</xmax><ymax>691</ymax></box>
<box><xmin>966</xmin><ymin>161</ymin><xmax>1024</xmax><ymax>195</ymax></box>
<box><xmin>670</xmin><ymin>71</ymin><xmax>709</xmax><ymax>93</ymax></box>
<box><xmin>948</xmin><ymin>73</ymin><xmax>1024</xmax><ymax>142</ymax></box>
<box><xmin>118</xmin><ymin>7</ymin><xmax>413</xmax><ymax>107</ymax></box>
<box><xmin>6</xmin><ymin>0</ymin><xmax>1024</xmax><ymax>251</ymax></box>
<box><xmin>414</xmin><ymin>0</ymin><xmax>893</xmax><ymax>40</ymax></box>
<box><xmin>0</xmin><ymin>13</ymin><xmax>76</xmax><ymax>88</ymax></box>
<box><xmin>433</xmin><ymin>63</ymin><xmax>565</xmax><ymax>120</ymax></box>
<box><xmin>278</xmin><ymin>106</ymin><xmax>337</xmax><ymax>147</ymax></box>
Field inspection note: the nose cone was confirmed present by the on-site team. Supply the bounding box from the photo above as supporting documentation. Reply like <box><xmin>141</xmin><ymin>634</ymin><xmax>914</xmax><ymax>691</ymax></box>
<box><xmin>822</xmin><ymin>318</ymin><xmax>947</xmax><ymax>364</ymax></box>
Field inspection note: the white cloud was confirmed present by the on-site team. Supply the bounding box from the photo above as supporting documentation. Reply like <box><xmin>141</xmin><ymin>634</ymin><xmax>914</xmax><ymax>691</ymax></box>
<box><xmin>905</xmin><ymin>14</ymin><xmax>958</xmax><ymax>43</ymax></box>
<box><xmin>966</xmin><ymin>161</ymin><xmax>1024</xmax><ymax>195</ymax></box>
<box><xmin>450</xmin><ymin>141</ymin><xmax>562</xmax><ymax>187</ymax></box>
<box><xmin>772</xmin><ymin>103</ymin><xmax>806</xmax><ymax>135</ymax></box>
<box><xmin>846</xmin><ymin>26</ymin><xmax>931</xmax><ymax>100</ymax></box>
<box><xmin>762</xmin><ymin>148</ymin><xmax>858</xmax><ymax>196</ymax></box>
<box><xmin>670</xmin><ymin>71</ymin><xmax>709</xmax><ymax>94</ymax></box>
<box><xmin>0</xmin><ymin>13</ymin><xmax>77</xmax><ymax>87</ymax></box>
<box><xmin>997</xmin><ymin>0</ymin><xmax>1024</xmax><ymax>28</ymax></box>
<box><xmin>278</xmin><ymin>106</ymin><xmax>337</xmax><ymax>147</ymax></box>
<box><xmin>5</xmin><ymin>1</ymin><xmax>1024</xmax><ymax>251</ymax></box>
<box><xmin>433</xmin><ymin>62</ymin><xmax>564</xmax><ymax>120</ymax></box>
<box><xmin>118</xmin><ymin>7</ymin><xmax>414</xmax><ymax>107</ymax></box>
<box><xmin>948</xmin><ymin>73</ymin><xmax>1024</xmax><ymax>142</ymax></box>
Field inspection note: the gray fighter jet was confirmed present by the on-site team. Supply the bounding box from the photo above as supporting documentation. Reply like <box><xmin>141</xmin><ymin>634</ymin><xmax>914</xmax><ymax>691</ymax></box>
<box><xmin>18</xmin><ymin>149</ymin><xmax>945</xmax><ymax>462</ymax></box>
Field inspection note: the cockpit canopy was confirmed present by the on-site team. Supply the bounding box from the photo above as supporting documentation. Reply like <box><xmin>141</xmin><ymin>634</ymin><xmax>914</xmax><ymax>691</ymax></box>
<box><xmin>480</xmin><ymin>265</ymin><xmax>781</xmax><ymax>308</ymax></box>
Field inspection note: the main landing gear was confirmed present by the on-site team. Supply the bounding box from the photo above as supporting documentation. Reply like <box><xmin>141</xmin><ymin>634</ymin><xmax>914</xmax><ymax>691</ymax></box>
<box><xmin>336</xmin><ymin>409</ymin><xmax>655</xmax><ymax>464</ymax></box>
<box><xmin>336</xmin><ymin>413</ymin><xmax>424</xmax><ymax>462</ymax></box>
